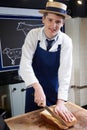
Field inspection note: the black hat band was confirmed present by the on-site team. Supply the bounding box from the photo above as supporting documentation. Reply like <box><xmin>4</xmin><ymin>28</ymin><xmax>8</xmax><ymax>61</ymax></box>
<box><xmin>46</xmin><ymin>6</ymin><xmax>67</xmax><ymax>14</ymax></box>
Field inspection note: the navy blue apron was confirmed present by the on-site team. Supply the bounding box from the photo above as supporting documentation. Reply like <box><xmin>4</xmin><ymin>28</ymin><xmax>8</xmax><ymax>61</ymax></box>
<box><xmin>25</xmin><ymin>40</ymin><xmax>61</xmax><ymax>112</ymax></box>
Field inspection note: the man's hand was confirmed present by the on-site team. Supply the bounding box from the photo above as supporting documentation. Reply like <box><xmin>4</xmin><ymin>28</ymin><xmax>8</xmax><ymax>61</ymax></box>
<box><xmin>32</xmin><ymin>82</ymin><xmax>46</xmax><ymax>107</ymax></box>
<box><xmin>54</xmin><ymin>99</ymin><xmax>74</xmax><ymax>122</ymax></box>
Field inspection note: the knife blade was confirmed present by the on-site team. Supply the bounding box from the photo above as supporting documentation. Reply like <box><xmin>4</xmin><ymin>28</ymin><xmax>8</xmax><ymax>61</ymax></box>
<box><xmin>44</xmin><ymin>106</ymin><xmax>67</xmax><ymax>126</ymax></box>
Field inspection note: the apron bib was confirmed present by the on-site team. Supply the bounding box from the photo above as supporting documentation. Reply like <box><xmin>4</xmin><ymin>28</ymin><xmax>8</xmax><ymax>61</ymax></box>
<box><xmin>25</xmin><ymin>41</ymin><xmax>61</xmax><ymax>112</ymax></box>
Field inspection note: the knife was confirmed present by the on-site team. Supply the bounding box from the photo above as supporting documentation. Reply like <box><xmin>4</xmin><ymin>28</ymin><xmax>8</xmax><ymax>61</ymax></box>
<box><xmin>44</xmin><ymin>106</ymin><xmax>67</xmax><ymax>126</ymax></box>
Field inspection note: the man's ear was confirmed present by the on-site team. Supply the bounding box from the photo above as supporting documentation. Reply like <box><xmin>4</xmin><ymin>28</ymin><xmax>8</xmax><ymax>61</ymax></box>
<box><xmin>42</xmin><ymin>16</ymin><xmax>45</xmax><ymax>24</ymax></box>
<box><xmin>62</xmin><ymin>20</ymin><xmax>65</xmax><ymax>26</ymax></box>
<box><xmin>61</xmin><ymin>21</ymin><xmax>65</xmax><ymax>28</ymax></box>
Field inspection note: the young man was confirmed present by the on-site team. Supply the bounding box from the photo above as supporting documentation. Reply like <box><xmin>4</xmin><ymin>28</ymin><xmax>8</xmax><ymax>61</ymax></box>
<box><xmin>19</xmin><ymin>1</ymin><xmax>73</xmax><ymax>122</ymax></box>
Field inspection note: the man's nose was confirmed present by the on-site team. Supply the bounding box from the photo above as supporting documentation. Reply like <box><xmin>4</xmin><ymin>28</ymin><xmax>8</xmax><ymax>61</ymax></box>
<box><xmin>51</xmin><ymin>22</ymin><xmax>57</xmax><ymax>28</ymax></box>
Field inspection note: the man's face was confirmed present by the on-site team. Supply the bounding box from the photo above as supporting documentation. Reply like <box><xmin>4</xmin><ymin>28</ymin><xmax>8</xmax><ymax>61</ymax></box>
<box><xmin>42</xmin><ymin>13</ymin><xmax>64</xmax><ymax>39</ymax></box>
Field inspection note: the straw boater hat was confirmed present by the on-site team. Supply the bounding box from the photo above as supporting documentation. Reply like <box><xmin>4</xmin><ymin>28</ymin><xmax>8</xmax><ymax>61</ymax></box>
<box><xmin>39</xmin><ymin>1</ymin><xmax>71</xmax><ymax>19</ymax></box>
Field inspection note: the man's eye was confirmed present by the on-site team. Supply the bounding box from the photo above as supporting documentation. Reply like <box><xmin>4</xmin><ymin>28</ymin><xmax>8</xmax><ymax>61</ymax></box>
<box><xmin>56</xmin><ymin>21</ymin><xmax>61</xmax><ymax>24</ymax></box>
<box><xmin>48</xmin><ymin>18</ymin><xmax>52</xmax><ymax>22</ymax></box>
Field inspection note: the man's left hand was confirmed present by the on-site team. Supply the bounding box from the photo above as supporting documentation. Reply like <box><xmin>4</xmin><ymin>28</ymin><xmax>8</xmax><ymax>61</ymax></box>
<box><xmin>54</xmin><ymin>99</ymin><xmax>74</xmax><ymax>122</ymax></box>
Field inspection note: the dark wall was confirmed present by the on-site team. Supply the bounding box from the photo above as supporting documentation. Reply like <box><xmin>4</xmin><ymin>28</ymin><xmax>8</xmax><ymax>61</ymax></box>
<box><xmin>0</xmin><ymin>0</ymin><xmax>68</xmax><ymax>9</ymax></box>
<box><xmin>0</xmin><ymin>0</ymin><xmax>47</xmax><ymax>9</ymax></box>
<box><xmin>69</xmin><ymin>0</ymin><xmax>87</xmax><ymax>17</ymax></box>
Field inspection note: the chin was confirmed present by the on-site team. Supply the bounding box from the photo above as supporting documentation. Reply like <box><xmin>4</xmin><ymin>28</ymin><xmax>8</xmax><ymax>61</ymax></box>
<box><xmin>50</xmin><ymin>34</ymin><xmax>56</xmax><ymax>38</ymax></box>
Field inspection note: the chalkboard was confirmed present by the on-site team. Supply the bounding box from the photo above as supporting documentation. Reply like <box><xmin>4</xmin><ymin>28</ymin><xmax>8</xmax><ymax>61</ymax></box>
<box><xmin>0</xmin><ymin>16</ymin><xmax>42</xmax><ymax>72</ymax></box>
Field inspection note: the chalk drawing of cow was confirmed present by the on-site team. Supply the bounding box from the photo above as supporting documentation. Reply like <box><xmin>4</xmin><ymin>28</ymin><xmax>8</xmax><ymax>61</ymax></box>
<box><xmin>17</xmin><ymin>22</ymin><xmax>43</xmax><ymax>36</ymax></box>
<box><xmin>3</xmin><ymin>48</ymin><xmax>22</xmax><ymax>65</ymax></box>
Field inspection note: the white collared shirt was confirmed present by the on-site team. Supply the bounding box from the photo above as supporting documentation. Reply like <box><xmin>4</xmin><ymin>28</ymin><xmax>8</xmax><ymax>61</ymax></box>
<box><xmin>19</xmin><ymin>27</ymin><xmax>72</xmax><ymax>101</ymax></box>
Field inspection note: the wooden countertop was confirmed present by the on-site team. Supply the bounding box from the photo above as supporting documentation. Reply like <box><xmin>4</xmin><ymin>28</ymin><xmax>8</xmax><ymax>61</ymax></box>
<box><xmin>5</xmin><ymin>102</ymin><xmax>87</xmax><ymax>130</ymax></box>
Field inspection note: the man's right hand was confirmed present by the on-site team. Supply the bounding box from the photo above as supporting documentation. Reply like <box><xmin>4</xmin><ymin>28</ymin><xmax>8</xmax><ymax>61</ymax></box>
<box><xmin>32</xmin><ymin>82</ymin><xmax>46</xmax><ymax>107</ymax></box>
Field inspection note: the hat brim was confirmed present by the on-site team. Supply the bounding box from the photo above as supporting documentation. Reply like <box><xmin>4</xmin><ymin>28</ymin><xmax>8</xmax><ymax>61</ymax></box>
<box><xmin>39</xmin><ymin>10</ymin><xmax>71</xmax><ymax>19</ymax></box>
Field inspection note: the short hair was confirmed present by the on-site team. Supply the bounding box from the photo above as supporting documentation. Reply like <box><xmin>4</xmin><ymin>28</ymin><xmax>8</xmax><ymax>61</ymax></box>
<box><xmin>43</xmin><ymin>12</ymin><xmax>65</xmax><ymax>20</ymax></box>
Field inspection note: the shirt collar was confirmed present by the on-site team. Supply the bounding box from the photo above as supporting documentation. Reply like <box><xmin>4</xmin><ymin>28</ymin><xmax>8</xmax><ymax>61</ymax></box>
<box><xmin>42</xmin><ymin>28</ymin><xmax>60</xmax><ymax>42</ymax></box>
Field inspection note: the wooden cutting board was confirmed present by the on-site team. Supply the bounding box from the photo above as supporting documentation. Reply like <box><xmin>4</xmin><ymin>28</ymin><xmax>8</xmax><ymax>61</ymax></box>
<box><xmin>5</xmin><ymin>102</ymin><xmax>87</xmax><ymax>130</ymax></box>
